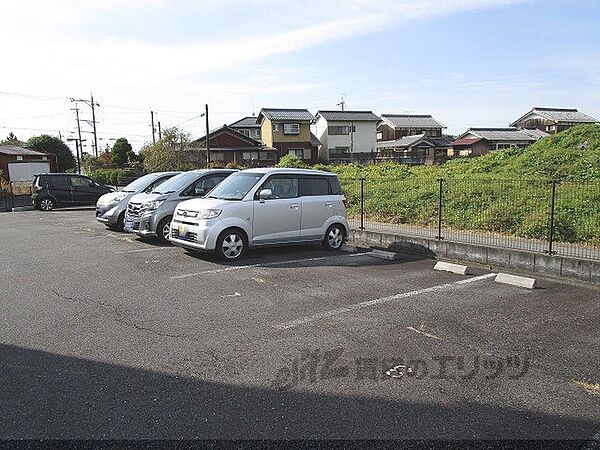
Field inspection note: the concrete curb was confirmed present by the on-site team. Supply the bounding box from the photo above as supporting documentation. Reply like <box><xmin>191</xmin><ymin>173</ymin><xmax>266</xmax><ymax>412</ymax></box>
<box><xmin>368</xmin><ymin>249</ymin><xmax>399</xmax><ymax>260</ymax></box>
<box><xmin>12</xmin><ymin>206</ymin><xmax>34</xmax><ymax>212</ymax></box>
<box><xmin>495</xmin><ymin>273</ymin><xmax>537</xmax><ymax>289</ymax></box>
<box><xmin>434</xmin><ymin>261</ymin><xmax>472</xmax><ymax>275</ymax></box>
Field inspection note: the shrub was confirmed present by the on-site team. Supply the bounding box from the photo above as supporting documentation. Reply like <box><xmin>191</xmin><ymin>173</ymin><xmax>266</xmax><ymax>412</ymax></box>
<box><xmin>276</xmin><ymin>154</ymin><xmax>308</xmax><ymax>169</ymax></box>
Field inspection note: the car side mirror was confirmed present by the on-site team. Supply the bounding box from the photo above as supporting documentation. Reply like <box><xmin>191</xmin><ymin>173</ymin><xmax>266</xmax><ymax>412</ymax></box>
<box><xmin>195</xmin><ymin>186</ymin><xmax>206</xmax><ymax>196</ymax></box>
<box><xmin>258</xmin><ymin>189</ymin><xmax>272</xmax><ymax>202</ymax></box>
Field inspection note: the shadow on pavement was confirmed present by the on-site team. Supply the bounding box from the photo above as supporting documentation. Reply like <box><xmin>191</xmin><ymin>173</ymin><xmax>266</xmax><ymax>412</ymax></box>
<box><xmin>1</xmin><ymin>343</ymin><xmax>596</xmax><ymax>444</ymax></box>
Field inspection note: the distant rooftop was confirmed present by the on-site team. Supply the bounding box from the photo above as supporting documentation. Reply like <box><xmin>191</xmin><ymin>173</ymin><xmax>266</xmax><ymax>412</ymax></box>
<box><xmin>316</xmin><ymin>110</ymin><xmax>380</xmax><ymax>122</ymax></box>
<box><xmin>257</xmin><ymin>108</ymin><xmax>315</xmax><ymax>122</ymax></box>
<box><xmin>381</xmin><ymin>114</ymin><xmax>446</xmax><ymax>129</ymax></box>
<box><xmin>511</xmin><ymin>107</ymin><xmax>598</xmax><ymax>126</ymax></box>
<box><xmin>461</xmin><ymin>127</ymin><xmax>547</xmax><ymax>142</ymax></box>
<box><xmin>229</xmin><ymin>116</ymin><xmax>261</xmax><ymax>129</ymax></box>
<box><xmin>0</xmin><ymin>144</ymin><xmax>48</xmax><ymax>156</ymax></box>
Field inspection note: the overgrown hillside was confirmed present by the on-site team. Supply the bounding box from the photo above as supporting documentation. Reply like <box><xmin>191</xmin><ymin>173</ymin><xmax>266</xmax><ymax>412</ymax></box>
<box><xmin>317</xmin><ymin>124</ymin><xmax>600</xmax><ymax>182</ymax></box>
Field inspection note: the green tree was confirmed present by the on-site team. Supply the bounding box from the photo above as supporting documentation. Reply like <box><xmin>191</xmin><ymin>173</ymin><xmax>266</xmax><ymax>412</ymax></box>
<box><xmin>27</xmin><ymin>134</ymin><xmax>77</xmax><ymax>172</ymax></box>
<box><xmin>275</xmin><ymin>154</ymin><xmax>308</xmax><ymax>168</ymax></box>
<box><xmin>1</xmin><ymin>132</ymin><xmax>23</xmax><ymax>145</ymax></box>
<box><xmin>111</xmin><ymin>137</ymin><xmax>133</xmax><ymax>166</ymax></box>
<box><xmin>142</xmin><ymin>127</ymin><xmax>201</xmax><ymax>172</ymax></box>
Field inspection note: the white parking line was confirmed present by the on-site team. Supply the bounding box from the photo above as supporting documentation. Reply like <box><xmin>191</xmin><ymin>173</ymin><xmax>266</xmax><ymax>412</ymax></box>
<box><xmin>273</xmin><ymin>273</ymin><xmax>497</xmax><ymax>330</ymax></box>
<box><xmin>116</xmin><ymin>247</ymin><xmax>180</xmax><ymax>254</ymax></box>
<box><xmin>170</xmin><ymin>252</ymin><xmax>370</xmax><ymax>280</ymax></box>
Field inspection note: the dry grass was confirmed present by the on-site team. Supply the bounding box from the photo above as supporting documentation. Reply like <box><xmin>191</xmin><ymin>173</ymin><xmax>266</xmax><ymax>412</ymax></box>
<box><xmin>574</xmin><ymin>380</ymin><xmax>600</xmax><ymax>396</ymax></box>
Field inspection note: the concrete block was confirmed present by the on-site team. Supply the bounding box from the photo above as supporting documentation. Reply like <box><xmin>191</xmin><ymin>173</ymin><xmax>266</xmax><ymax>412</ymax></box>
<box><xmin>495</xmin><ymin>273</ymin><xmax>537</xmax><ymax>289</ymax></box>
<box><xmin>447</xmin><ymin>242</ymin><xmax>487</xmax><ymax>264</ymax></box>
<box><xmin>427</xmin><ymin>239</ymin><xmax>448</xmax><ymax>258</ymax></box>
<box><xmin>380</xmin><ymin>232</ymin><xmax>396</xmax><ymax>248</ymax></box>
<box><xmin>510</xmin><ymin>250</ymin><xmax>536</xmax><ymax>273</ymax></box>
<box><xmin>487</xmin><ymin>247</ymin><xmax>511</xmax><ymax>267</ymax></box>
<box><xmin>591</xmin><ymin>262</ymin><xmax>600</xmax><ymax>284</ymax></box>
<box><xmin>12</xmin><ymin>206</ymin><xmax>34</xmax><ymax>212</ymax></box>
<box><xmin>364</xmin><ymin>231</ymin><xmax>382</xmax><ymax>246</ymax></box>
<box><xmin>533</xmin><ymin>253</ymin><xmax>562</xmax><ymax>277</ymax></box>
<box><xmin>561</xmin><ymin>257</ymin><xmax>592</xmax><ymax>282</ymax></box>
<box><xmin>434</xmin><ymin>261</ymin><xmax>472</xmax><ymax>275</ymax></box>
<box><xmin>368</xmin><ymin>249</ymin><xmax>398</xmax><ymax>260</ymax></box>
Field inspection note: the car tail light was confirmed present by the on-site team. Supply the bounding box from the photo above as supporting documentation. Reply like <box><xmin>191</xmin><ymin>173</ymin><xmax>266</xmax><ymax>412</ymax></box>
<box><xmin>342</xmin><ymin>196</ymin><xmax>348</xmax><ymax>208</ymax></box>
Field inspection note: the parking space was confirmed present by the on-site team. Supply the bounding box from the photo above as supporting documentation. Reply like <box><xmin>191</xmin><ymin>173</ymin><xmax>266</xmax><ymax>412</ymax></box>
<box><xmin>1</xmin><ymin>210</ymin><xmax>600</xmax><ymax>441</ymax></box>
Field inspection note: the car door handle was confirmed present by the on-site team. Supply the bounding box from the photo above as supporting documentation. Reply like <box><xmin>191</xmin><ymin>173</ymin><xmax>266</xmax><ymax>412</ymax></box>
<box><xmin>290</xmin><ymin>204</ymin><xmax>299</xmax><ymax>210</ymax></box>
<box><xmin>325</xmin><ymin>202</ymin><xmax>333</xmax><ymax>207</ymax></box>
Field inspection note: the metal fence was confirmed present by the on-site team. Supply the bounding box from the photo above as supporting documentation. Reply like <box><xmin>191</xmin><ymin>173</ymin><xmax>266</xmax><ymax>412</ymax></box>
<box><xmin>0</xmin><ymin>181</ymin><xmax>33</xmax><ymax>212</ymax></box>
<box><xmin>342</xmin><ymin>177</ymin><xmax>600</xmax><ymax>261</ymax></box>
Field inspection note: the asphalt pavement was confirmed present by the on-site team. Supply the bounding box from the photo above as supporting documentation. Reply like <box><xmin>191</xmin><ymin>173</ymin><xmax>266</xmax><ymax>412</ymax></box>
<box><xmin>1</xmin><ymin>210</ymin><xmax>599</xmax><ymax>444</ymax></box>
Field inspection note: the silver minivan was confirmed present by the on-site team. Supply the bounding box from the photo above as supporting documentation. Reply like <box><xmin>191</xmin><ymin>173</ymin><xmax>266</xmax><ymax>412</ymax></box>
<box><xmin>96</xmin><ymin>171</ymin><xmax>179</xmax><ymax>230</ymax></box>
<box><xmin>124</xmin><ymin>169</ymin><xmax>236</xmax><ymax>243</ymax></box>
<box><xmin>169</xmin><ymin>168</ymin><xmax>349</xmax><ymax>260</ymax></box>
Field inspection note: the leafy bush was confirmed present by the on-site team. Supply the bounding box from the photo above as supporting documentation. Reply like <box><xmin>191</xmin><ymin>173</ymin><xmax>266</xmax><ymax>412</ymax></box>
<box><xmin>89</xmin><ymin>168</ymin><xmax>136</xmax><ymax>186</ymax></box>
<box><xmin>276</xmin><ymin>154</ymin><xmax>308</xmax><ymax>168</ymax></box>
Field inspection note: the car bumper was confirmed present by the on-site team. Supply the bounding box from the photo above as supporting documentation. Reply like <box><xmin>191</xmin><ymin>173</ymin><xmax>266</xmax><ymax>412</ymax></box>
<box><xmin>96</xmin><ymin>205</ymin><xmax>122</xmax><ymax>225</ymax></box>
<box><xmin>124</xmin><ymin>213</ymin><xmax>158</xmax><ymax>237</ymax></box>
<box><xmin>169</xmin><ymin>220</ymin><xmax>217</xmax><ymax>251</ymax></box>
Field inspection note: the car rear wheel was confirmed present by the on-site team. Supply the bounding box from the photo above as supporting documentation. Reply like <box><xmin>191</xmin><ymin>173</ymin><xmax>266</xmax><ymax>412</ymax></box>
<box><xmin>38</xmin><ymin>198</ymin><xmax>55</xmax><ymax>211</ymax></box>
<box><xmin>322</xmin><ymin>224</ymin><xmax>345</xmax><ymax>250</ymax></box>
<box><xmin>216</xmin><ymin>229</ymin><xmax>247</xmax><ymax>261</ymax></box>
<box><xmin>157</xmin><ymin>216</ymin><xmax>172</xmax><ymax>244</ymax></box>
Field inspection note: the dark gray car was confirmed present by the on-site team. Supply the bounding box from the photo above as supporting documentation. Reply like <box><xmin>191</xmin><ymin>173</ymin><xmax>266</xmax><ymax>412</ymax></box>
<box><xmin>124</xmin><ymin>169</ymin><xmax>236</xmax><ymax>243</ymax></box>
<box><xmin>95</xmin><ymin>172</ymin><xmax>180</xmax><ymax>230</ymax></box>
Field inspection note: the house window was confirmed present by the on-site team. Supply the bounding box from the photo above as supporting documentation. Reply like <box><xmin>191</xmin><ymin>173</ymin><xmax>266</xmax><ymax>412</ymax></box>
<box><xmin>283</xmin><ymin>123</ymin><xmax>300</xmax><ymax>135</ymax></box>
<box><xmin>376</xmin><ymin>132</ymin><xmax>383</xmax><ymax>140</ymax></box>
<box><xmin>288</xmin><ymin>149</ymin><xmax>304</xmax><ymax>158</ymax></box>
<box><xmin>259</xmin><ymin>152</ymin><xmax>269</xmax><ymax>160</ymax></box>
<box><xmin>303</xmin><ymin>149</ymin><xmax>312</xmax><ymax>160</ymax></box>
<box><xmin>272</xmin><ymin>123</ymin><xmax>279</xmax><ymax>132</ymax></box>
<box><xmin>329</xmin><ymin>147</ymin><xmax>349</xmax><ymax>157</ymax></box>
<box><xmin>254</xmin><ymin>129</ymin><xmax>261</xmax><ymax>138</ymax></box>
<box><xmin>16</xmin><ymin>155</ymin><xmax>23</xmax><ymax>161</ymax></box>
<box><xmin>243</xmin><ymin>151</ymin><xmax>259</xmax><ymax>160</ymax></box>
<box><xmin>211</xmin><ymin>152</ymin><xmax>225</xmax><ymax>161</ymax></box>
<box><xmin>239</xmin><ymin>129</ymin><xmax>250</xmax><ymax>137</ymax></box>
<box><xmin>42</xmin><ymin>156</ymin><xmax>47</xmax><ymax>160</ymax></box>
<box><xmin>328</xmin><ymin>125</ymin><xmax>349</xmax><ymax>135</ymax></box>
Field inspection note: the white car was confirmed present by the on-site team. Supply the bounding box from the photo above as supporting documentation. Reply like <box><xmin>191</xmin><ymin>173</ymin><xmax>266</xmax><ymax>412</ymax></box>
<box><xmin>169</xmin><ymin>168</ymin><xmax>349</xmax><ymax>260</ymax></box>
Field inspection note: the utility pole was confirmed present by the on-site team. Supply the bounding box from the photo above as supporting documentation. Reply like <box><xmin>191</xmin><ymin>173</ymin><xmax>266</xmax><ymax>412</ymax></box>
<box><xmin>71</xmin><ymin>105</ymin><xmax>83</xmax><ymax>174</ymax></box>
<box><xmin>350</xmin><ymin>121</ymin><xmax>354</xmax><ymax>163</ymax></box>
<box><xmin>151</xmin><ymin>110</ymin><xmax>156</xmax><ymax>144</ymax></box>
<box><xmin>337</xmin><ymin>93</ymin><xmax>346</xmax><ymax>111</ymax></box>
<box><xmin>158</xmin><ymin>121</ymin><xmax>162</xmax><ymax>140</ymax></box>
<box><xmin>205</xmin><ymin>104</ymin><xmax>210</xmax><ymax>167</ymax></box>
<box><xmin>90</xmin><ymin>93</ymin><xmax>98</xmax><ymax>157</ymax></box>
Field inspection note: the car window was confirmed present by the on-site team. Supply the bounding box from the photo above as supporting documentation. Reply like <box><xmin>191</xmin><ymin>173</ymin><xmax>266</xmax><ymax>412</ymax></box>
<box><xmin>328</xmin><ymin>176</ymin><xmax>343</xmax><ymax>195</ymax></box>
<box><xmin>47</xmin><ymin>176</ymin><xmax>68</xmax><ymax>189</ymax></box>
<box><xmin>70</xmin><ymin>176</ymin><xmax>93</xmax><ymax>188</ymax></box>
<box><xmin>301</xmin><ymin>176</ymin><xmax>330</xmax><ymax>196</ymax></box>
<box><xmin>144</xmin><ymin>175</ymin><xmax>173</xmax><ymax>193</ymax></box>
<box><xmin>261</xmin><ymin>176</ymin><xmax>299</xmax><ymax>199</ymax></box>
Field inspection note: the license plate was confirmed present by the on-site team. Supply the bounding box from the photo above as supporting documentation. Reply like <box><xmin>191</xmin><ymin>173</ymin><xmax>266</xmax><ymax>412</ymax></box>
<box><xmin>178</xmin><ymin>225</ymin><xmax>187</xmax><ymax>236</ymax></box>
<box><xmin>124</xmin><ymin>220</ymin><xmax>134</xmax><ymax>232</ymax></box>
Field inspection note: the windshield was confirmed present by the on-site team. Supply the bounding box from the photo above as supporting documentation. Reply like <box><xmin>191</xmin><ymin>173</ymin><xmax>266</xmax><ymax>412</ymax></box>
<box><xmin>151</xmin><ymin>172</ymin><xmax>201</xmax><ymax>194</ymax></box>
<box><xmin>207</xmin><ymin>172</ymin><xmax>263</xmax><ymax>200</ymax></box>
<box><xmin>122</xmin><ymin>174</ymin><xmax>163</xmax><ymax>193</ymax></box>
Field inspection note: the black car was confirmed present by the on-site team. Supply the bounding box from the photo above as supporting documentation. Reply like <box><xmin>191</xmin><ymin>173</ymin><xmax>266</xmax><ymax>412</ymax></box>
<box><xmin>32</xmin><ymin>173</ymin><xmax>114</xmax><ymax>211</ymax></box>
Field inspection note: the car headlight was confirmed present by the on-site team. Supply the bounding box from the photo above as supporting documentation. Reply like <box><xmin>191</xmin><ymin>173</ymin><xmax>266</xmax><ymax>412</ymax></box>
<box><xmin>199</xmin><ymin>209</ymin><xmax>222</xmax><ymax>219</ymax></box>
<box><xmin>141</xmin><ymin>200</ymin><xmax>164</xmax><ymax>211</ymax></box>
<box><xmin>112</xmin><ymin>193</ymin><xmax>129</xmax><ymax>203</ymax></box>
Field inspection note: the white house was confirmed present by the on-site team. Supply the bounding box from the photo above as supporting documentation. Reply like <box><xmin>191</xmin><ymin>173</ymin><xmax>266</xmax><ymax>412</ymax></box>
<box><xmin>314</xmin><ymin>110</ymin><xmax>380</xmax><ymax>163</ymax></box>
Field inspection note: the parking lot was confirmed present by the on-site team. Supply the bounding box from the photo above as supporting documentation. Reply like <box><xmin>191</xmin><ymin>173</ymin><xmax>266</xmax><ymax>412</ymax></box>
<box><xmin>1</xmin><ymin>210</ymin><xmax>600</xmax><ymax>442</ymax></box>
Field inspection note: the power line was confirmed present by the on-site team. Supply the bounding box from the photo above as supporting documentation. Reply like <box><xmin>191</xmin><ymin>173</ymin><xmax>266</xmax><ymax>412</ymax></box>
<box><xmin>0</xmin><ymin>90</ymin><xmax>69</xmax><ymax>101</ymax></box>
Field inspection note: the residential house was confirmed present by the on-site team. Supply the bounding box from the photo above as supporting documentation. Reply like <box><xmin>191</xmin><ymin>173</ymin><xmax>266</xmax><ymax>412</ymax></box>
<box><xmin>377</xmin><ymin>114</ymin><xmax>446</xmax><ymax>141</ymax></box>
<box><xmin>376</xmin><ymin>134</ymin><xmax>452</xmax><ymax>165</ymax></box>
<box><xmin>229</xmin><ymin>116</ymin><xmax>262</xmax><ymax>142</ymax></box>
<box><xmin>190</xmin><ymin>125</ymin><xmax>277</xmax><ymax>167</ymax></box>
<box><xmin>256</xmin><ymin>108</ymin><xmax>321</xmax><ymax>164</ymax></box>
<box><xmin>511</xmin><ymin>107</ymin><xmax>599</xmax><ymax>134</ymax></box>
<box><xmin>314</xmin><ymin>110</ymin><xmax>380</xmax><ymax>163</ymax></box>
<box><xmin>0</xmin><ymin>144</ymin><xmax>58</xmax><ymax>182</ymax></box>
<box><xmin>450</xmin><ymin>127</ymin><xmax>548</xmax><ymax>157</ymax></box>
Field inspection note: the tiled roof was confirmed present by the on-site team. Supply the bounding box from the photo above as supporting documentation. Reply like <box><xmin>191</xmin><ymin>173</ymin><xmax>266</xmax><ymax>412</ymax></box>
<box><xmin>229</xmin><ymin>116</ymin><xmax>261</xmax><ymax>129</ymax></box>
<box><xmin>381</xmin><ymin>114</ymin><xmax>446</xmax><ymax>129</ymax></box>
<box><xmin>257</xmin><ymin>108</ymin><xmax>315</xmax><ymax>122</ymax></box>
<box><xmin>452</xmin><ymin>137</ymin><xmax>484</xmax><ymax>147</ymax></box>
<box><xmin>465</xmin><ymin>128</ymin><xmax>539</xmax><ymax>142</ymax></box>
<box><xmin>377</xmin><ymin>133</ymin><xmax>428</xmax><ymax>149</ymax></box>
<box><xmin>316</xmin><ymin>110</ymin><xmax>380</xmax><ymax>122</ymax></box>
<box><xmin>521</xmin><ymin>128</ymin><xmax>550</xmax><ymax>140</ymax></box>
<box><xmin>511</xmin><ymin>107</ymin><xmax>598</xmax><ymax>126</ymax></box>
<box><xmin>0</xmin><ymin>144</ymin><xmax>47</xmax><ymax>156</ymax></box>
<box><xmin>310</xmin><ymin>132</ymin><xmax>322</xmax><ymax>148</ymax></box>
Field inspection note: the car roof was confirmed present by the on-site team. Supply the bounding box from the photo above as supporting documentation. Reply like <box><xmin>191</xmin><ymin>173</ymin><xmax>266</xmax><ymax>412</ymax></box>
<box><xmin>239</xmin><ymin>168</ymin><xmax>336</xmax><ymax>176</ymax></box>
<box><xmin>184</xmin><ymin>169</ymin><xmax>238</xmax><ymax>174</ymax></box>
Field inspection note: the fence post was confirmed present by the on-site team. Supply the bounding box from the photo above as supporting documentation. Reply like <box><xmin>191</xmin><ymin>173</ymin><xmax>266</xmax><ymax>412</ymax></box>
<box><xmin>9</xmin><ymin>181</ymin><xmax>15</xmax><ymax>210</ymax></box>
<box><xmin>360</xmin><ymin>177</ymin><xmax>365</xmax><ymax>230</ymax></box>
<box><xmin>547</xmin><ymin>179</ymin><xmax>557</xmax><ymax>255</ymax></box>
<box><xmin>436</xmin><ymin>178</ymin><xmax>443</xmax><ymax>240</ymax></box>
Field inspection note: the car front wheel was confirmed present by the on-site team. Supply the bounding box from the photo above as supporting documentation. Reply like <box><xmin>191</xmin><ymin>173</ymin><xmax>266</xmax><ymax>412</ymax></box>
<box><xmin>157</xmin><ymin>216</ymin><xmax>172</xmax><ymax>244</ymax></box>
<box><xmin>216</xmin><ymin>230</ymin><xmax>247</xmax><ymax>261</ymax></box>
<box><xmin>38</xmin><ymin>198</ymin><xmax>55</xmax><ymax>211</ymax></box>
<box><xmin>322</xmin><ymin>224</ymin><xmax>345</xmax><ymax>250</ymax></box>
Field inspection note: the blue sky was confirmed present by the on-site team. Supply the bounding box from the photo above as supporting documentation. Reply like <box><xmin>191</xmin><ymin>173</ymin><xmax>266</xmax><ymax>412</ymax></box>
<box><xmin>1</xmin><ymin>0</ymin><xmax>599</xmax><ymax>150</ymax></box>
